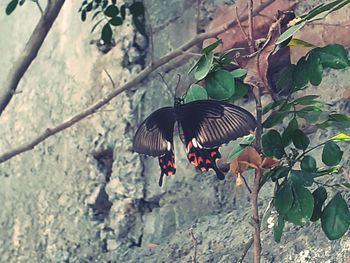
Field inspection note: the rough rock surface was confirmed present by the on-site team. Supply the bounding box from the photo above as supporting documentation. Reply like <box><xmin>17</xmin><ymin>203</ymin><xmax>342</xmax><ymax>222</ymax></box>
<box><xmin>0</xmin><ymin>0</ymin><xmax>349</xmax><ymax>262</ymax></box>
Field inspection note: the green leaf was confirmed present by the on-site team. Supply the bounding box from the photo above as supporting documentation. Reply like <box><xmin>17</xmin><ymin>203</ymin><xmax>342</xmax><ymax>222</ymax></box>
<box><xmin>271</xmin><ymin>166</ymin><xmax>290</xmax><ymax>182</ymax></box>
<box><xmin>306</xmin><ymin>52</ymin><xmax>323</xmax><ymax>86</ymax></box>
<box><xmin>306</xmin><ymin>0</ymin><xmax>350</xmax><ymax>22</ymax></box>
<box><xmin>264</xmin><ymin>111</ymin><xmax>289</xmax><ymax>129</ymax></box>
<box><xmin>227</xmin><ymin>134</ymin><xmax>255</xmax><ymax>162</ymax></box>
<box><xmin>205</xmin><ymin>70</ymin><xmax>235</xmax><ymax>100</ymax></box>
<box><xmin>314</xmin><ymin>44</ymin><xmax>350</xmax><ymax>69</ymax></box>
<box><xmin>228</xmin><ymin>81</ymin><xmax>248</xmax><ymax>102</ymax></box>
<box><xmin>194</xmin><ymin>52</ymin><xmax>214</xmax><ymax>80</ymax></box>
<box><xmin>120</xmin><ymin>4</ymin><xmax>126</xmax><ymax>19</ymax></box>
<box><xmin>288</xmin><ymin>38</ymin><xmax>316</xmax><ymax>48</ymax></box>
<box><xmin>302</xmin><ymin>111</ymin><xmax>329</xmax><ymax>125</ymax></box>
<box><xmin>133</xmin><ymin>16</ymin><xmax>146</xmax><ymax>36</ymax></box>
<box><xmin>293</xmin><ymin>57</ymin><xmax>309</xmax><ymax>88</ymax></box>
<box><xmin>101</xmin><ymin>23</ymin><xmax>112</xmax><ymax>44</ymax></box>
<box><xmin>275</xmin><ymin>182</ymin><xmax>294</xmax><ymax>216</ymax></box>
<box><xmin>310</xmin><ymin>186</ymin><xmax>327</xmax><ymax>222</ymax></box>
<box><xmin>109</xmin><ymin>16</ymin><xmax>123</xmax><ymax>26</ymax></box>
<box><xmin>104</xmin><ymin>5</ymin><xmax>119</xmax><ymax>17</ymax></box>
<box><xmin>274</xmin><ymin>64</ymin><xmax>295</xmax><ymax>92</ymax></box>
<box><xmin>285</xmin><ymin>185</ymin><xmax>314</xmax><ymax>225</ymax></box>
<box><xmin>315</xmin><ymin>165</ymin><xmax>341</xmax><ymax>178</ymax></box>
<box><xmin>331</xmin><ymin>133</ymin><xmax>350</xmax><ymax>142</ymax></box>
<box><xmin>231</xmin><ymin>68</ymin><xmax>247</xmax><ymax>78</ymax></box>
<box><xmin>202</xmin><ymin>39</ymin><xmax>222</xmax><ymax>53</ymax></box>
<box><xmin>282</xmin><ymin>118</ymin><xmax>298</xmax><ymax>147</ymax></box>
<box><xmin>274</xmin><ymin>216</ymin><xmax>285</xmax><ymax>243</ymax></box>
<box><xmin>292</xmin><ymin>129</ymin><xmax>310</xmax><ymax>150</ymax></box>
<box><xmin>322</xmin><ymin>141</ymin><xmax>343</xmax><ymax>166</ymax></box>
<box><xmin>5</xmin><ymin>0</ymin><xmax>18</xmax><ymax>15</ymax></box>
<box><xmin>289</xmin><ymin>169</ymin><xmax>314</xmax><ymax>187</ymax></box>
<box><xmin>91</xmin><ymin>10</ymin><xmax>102</xmax><ymax>20</ymax></box>
<box><xmin>293</xmin><ymin>95</ymin><xmax>320</xmax><ymax>104</ymax></box>
<box><xmin>262</xmin><ymin>100</ymin><xmax>285</xmax><ymax>115</ymax></box>
<box><xmin>321</xmin><ymin>193</ymin><xmax>350</xmax><ymax>240</ymax></box>
<box><xmin>19</xmin><ymin>0</ymin><xmax>25</xmax><ymax>6</ymax></box>
<box><xmin>91</xmin><ymin>18</ymin><xmax>104</xmax><ymax>33</ymax></box>
<box><xmin>262</xmin><ymin>130</ymin><xmax>285</xmax><ymax>159</ymax></box>
<box><xmin>129</xmin><ymin>2</ymin><xmax>144</xmax><ymax>16</ymax></box>
<box><xmin>81</xmin><ymin>9</ymin><xmax>87</xmax><ymax>21</ymax></box>
<box><xmin>276</xmin><ymin>21</ymin><xmax>306</xmax><ymax>45</ymax></box>
<box><xmin>329</xmin><ymin>113</ymin><xmax>350</xmax><ymax>122</ymax></box>
<box><xmin>301</xmin><ymin>155</ymin><xmax>317</xmax><ymax>172</ymax></box>
<box><xmin>86</xmin><ymin>2</ymin><xmax>93</xmax><ymax>11</ymax></box>
<box><xmin>184</xmin><ymin>84</ymin><xmax>208</xmax><ymax>103</ymax></box>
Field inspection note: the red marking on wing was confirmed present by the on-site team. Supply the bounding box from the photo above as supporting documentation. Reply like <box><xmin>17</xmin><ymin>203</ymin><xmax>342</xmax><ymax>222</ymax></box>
<box><xmin>188</xmin><ymin>152</ymin><xmax>196</xmax><ymax>159</ymax></box>
<box><xmin>210</xmin><ymin>151</ymin><xmax>218</xmax><ymax>158</ymax></box>
<box><xmin>187</xmin><ymin>141</ymin><xmax>193</xmax><ymax>148</ymax></box>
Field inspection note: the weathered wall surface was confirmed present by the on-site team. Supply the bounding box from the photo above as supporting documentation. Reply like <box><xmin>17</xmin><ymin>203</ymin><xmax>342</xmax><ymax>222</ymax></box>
<box><xmin>0</xmin><ymin>0</ymin><xmax>349</xmax><ymax>262</ymax></box>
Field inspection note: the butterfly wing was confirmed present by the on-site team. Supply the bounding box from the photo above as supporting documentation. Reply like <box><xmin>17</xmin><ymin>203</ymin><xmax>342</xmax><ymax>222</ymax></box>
<box><xmin>177</xmin><ymin>100</ymin><xmax>257</xmax><ymax>148</ymax></box>
<box><xmin>133</xmin><ymin>107</ymin><xmax>176</xmax><ymax>156</ymax></box>
<box><xmin>133</xmin><ymin>107</ymin><xmax>177</xmax><ymax>186</ymax></box>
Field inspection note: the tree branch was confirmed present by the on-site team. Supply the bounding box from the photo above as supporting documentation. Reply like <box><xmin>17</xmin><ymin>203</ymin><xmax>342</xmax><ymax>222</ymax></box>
<box><xmin>0</xmin><ymin>0</ymin><xmax>66</xmax><ymax>116</ymax></box>
<box><xmin>0</xmin><ymin>0</ymin><xmax>275</xmax><ymax>164</ymax></box>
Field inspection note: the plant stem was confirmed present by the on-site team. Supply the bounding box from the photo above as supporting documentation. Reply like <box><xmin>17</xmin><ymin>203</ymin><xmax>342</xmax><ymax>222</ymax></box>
<box><xmin>248</xmin><ymin>0</ymin><xmax>255</xmax><ymax>53</ymax></box>
<box><xmin>295</xmin><ymin>141</ymin><xmax>329</xmax><ymax>163</ymax></box>
<box><xmin>252</xmin><ymin>168</ymin><xmax>262</xmax><ymax>263</ymax></box>
<box><xmin>250</xmin><ymin>83</ymin><xmax>263</xmax><ymax>263</ymax></box>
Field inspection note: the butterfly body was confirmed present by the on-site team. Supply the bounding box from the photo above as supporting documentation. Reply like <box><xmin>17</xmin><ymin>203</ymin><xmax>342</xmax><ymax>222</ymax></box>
<box><xmin>133</xmin><ymin>99</ymin><xmax>257</xmax><ymax>186</ymax></box>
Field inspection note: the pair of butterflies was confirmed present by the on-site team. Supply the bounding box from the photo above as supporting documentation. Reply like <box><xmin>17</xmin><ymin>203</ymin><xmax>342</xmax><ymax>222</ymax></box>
<box><xmin>133</xmin><ymin>98</ymin><xmax>257</xmax><ymax>186</ymax></box>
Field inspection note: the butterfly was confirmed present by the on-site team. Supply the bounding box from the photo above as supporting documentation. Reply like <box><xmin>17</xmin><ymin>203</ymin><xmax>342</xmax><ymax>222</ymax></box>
<box><xmin>133</xmin><ymin>98</ymin><xmax>257</xmax><ymax>186</ymax></box>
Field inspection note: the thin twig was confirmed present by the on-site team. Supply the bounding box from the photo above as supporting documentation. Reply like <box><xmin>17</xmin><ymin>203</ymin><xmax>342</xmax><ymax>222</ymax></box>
<box><xmin>189</xmin><ymin>226</ymin><xmax>198</xmax><ymax>263</ymax></box>
<box><xmin>33</xmin><ymin>0</ymin><xmax>44</xmax><ymax>15</ymax></box>
<box><xmin>248</xmin><ymin>0</ymin><xmax>255</xmax><ymax>53</ymax></box>
<box><xmin>103</xmin><ymin>69</ymin><xmax>115</xmax><ymax>89</ymax></box>
<box><xmin>235</xmin><ymin>6</ymin><xmax>250</xmax><ymax>44</ymax></box>
<box><xmin>180</xmin><ymin>51</ymin><xmax>203</xmax><ymax>57</ymax></box>
<box><xmin>251</xmin><ymin>168</ymin><xmax>262</xmax><ymax>263</ymax></box>
<box><xmin>0</xmin><ymin>0</ymin><xmax>276</xmax><ymax>164</ymax></box>
<box><xmin>247</xmin><ymin>82</ymin><xmax>263</xmax><ymax>263</ymax></box>
<box><xmin>241</xmin><ymin>173</ymin><xmax>252</xmax><ymax>194</ymax></box>
<box><xmin>238</xmin><ymin>236</ymin><xmax>254</xmax><ymax>263</ymax></box>
<box><xmin>144</xmin><ymin>6</ymin><xmax>154</xmax><ymax>65</ymax></box>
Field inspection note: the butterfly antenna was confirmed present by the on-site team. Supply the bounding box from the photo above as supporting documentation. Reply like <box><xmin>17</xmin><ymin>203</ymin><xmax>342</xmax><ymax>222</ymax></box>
<box><xmin>175</xmin><ymin>74</ymin><xmax>181</xmax><ymax>98</ymax></box>
<box><xmin>158</xmin><ymin>73</ymin><xmax>175</xmax><ymax>98</ymax></box>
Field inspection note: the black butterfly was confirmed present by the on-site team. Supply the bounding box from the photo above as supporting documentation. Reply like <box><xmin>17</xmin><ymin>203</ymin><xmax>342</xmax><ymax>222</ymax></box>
<box><xmin>133</xmin><ymin>98</ymin><xmax>257</xmax><ymax>186</ymax></box>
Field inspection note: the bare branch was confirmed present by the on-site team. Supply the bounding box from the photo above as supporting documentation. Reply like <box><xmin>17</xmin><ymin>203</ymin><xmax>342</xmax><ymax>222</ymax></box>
<box><xmin>0</xmin><ymin>0</ymin><xmax>275</xmax><ymax>164</ymax></box>
<box><xmin>103</xmin><ymin>69</ymin><xmax>116</xmax><ymax>89</ymax></box>
<box><xmin>235</xmin><ymin>6</ymin><xmax>250</xmax><ymax>45</ymax></box>
<box><xmin>251</xmin><ymin>168</ymin><xmax>262</xmax><ymax>263</ymax></box>
<box><xmin>238</xmin><ymin>236</ymin><xmax>254</xmax><ymax>263</ymax></box>
<box><xmin>189</xmin><ymin>226</ymin><xmax>198</xmax><ymax>263</ymax></box>
<box><xmin>241</xmin><ymin>173</ymin><xmax>252</xmax><ymax>194</ymax></box>
<box><xmin>0</xmin><ymin>0</ymin><xmax>65</xmax><ymax>116</ymax></box>
<box><xmin>248</xmin><ymin>0</ymin><xmax>255</xmax><ymax>53</ymax></box>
